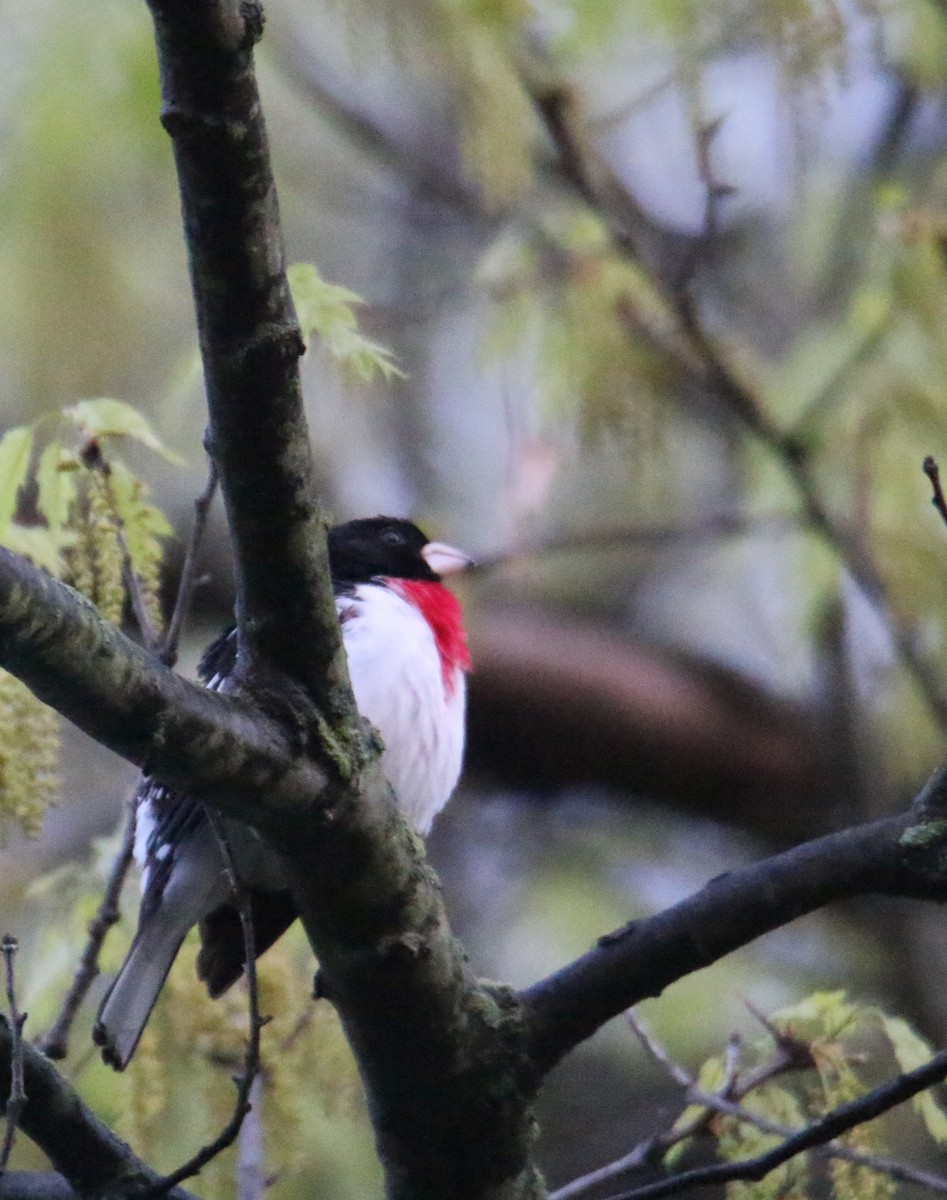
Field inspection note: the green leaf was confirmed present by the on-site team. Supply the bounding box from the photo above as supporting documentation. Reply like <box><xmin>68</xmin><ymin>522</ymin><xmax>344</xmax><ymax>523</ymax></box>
<box><xmin>665</xmin><ymin>1055</ymin><xmax>726</xmax><ymax>1167</ymax></box>
<box><xmin>36</xmin><ymin>441</ymin><xmax>78</xmax><ymax>537</ymax></box>
<box><xmin>287</xmin><ymin>263</ymin><xmax>405</xmax><ymax>383</ymax></box>
<box><xmin>770</xmin><ymin>990</ymin><xmax>857</xmax><ymax>1039</ymax></box>
<box><xmin>65</xmin><ymin>398</ymin><xmax>184</xmax><ymax>464</ymax></box>
<box><xmin>3</xmin><ymin>524</ymin><xmax>68</xmax><ymax>576</ymax></box>
<box><xmin>879</xmin><ymin>1014</ymin><xmax>947</xmax><ymax>1143</ymax></box>
<box><xmin>0</xmin><ymin>426</ymin><xmax>34</xmax><ymax>536</ymax></box>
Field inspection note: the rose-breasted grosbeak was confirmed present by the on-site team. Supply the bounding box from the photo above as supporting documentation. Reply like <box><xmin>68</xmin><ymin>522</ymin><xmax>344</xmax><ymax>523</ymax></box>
<box><xmin>94</xmin><ymin>517</ymin><xmax>471</xmax><ymax>1070</ymax></box>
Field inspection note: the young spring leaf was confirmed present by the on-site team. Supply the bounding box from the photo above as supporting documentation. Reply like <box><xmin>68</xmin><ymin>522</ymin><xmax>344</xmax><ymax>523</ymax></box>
<box><xmin>0</xmin><ymin>426</ymin><xmax>34</xmax><ymax>536</ymax></box>
<box><xmin>287</xmin><ymin>263</ymin><xmax>404</xmax><ymax>383</ymax></box>
<box><xmin>65</xmin><ymin>398</ymin><xmax>184</xmax><ymax>464</ymax></box>
<box><xmin>36</xmin><ymin>441</ymin><xmax>79</xmax><ymax>539</ymax></box>
<box><xmin>879</xmin><ymin>1014</ymin><xmax>947</xmax><ymax>1144</ymax></box>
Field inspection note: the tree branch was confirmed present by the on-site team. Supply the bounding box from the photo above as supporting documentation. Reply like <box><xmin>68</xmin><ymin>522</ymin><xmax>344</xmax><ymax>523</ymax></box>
<box><xmin>530</xmin><ymin>71</ymin><xmax>947</xmax><ymax>733</ymax></box>
<box><xmin>137</xmin><ymin>8</ymin><xmax>550</xmax><ymax>1197</ymax></box>
<box><xmin>36</xmin><ymin>801</ymin><xmax>138</xmax><ymax>1061</ymax></box>
<box><xmin>0</xmin><ymin>1023</ymin><xmax>196</xmax><ymax>1200</ymax></box>
<box><xmin>520</xmin><ymin>766</ymin><xmax>947</xmax><ymax>1072</ymax></box>
<box><xmin>161</xmin><ymin>459</ymin><xmax>218</xmax><ymax>668</ymax></box>
<box><xmin>0</xmin><ymin>939</ymin><xmax>25</xmax><ymax>1175</ymax></box>
<box><xmin>0</xmin><ymin>545</ymin><xmax>324</xmax><ymax>837</ymax></box>
<box><xmin>145</xmin><ymin>0</ymin><xmax>351</xmax><ymax>717</ymax></box>
<box><xmin>601</xmin><ymin>1048</ymin><xmax>947</xmax><ymax>1200</ymax></box>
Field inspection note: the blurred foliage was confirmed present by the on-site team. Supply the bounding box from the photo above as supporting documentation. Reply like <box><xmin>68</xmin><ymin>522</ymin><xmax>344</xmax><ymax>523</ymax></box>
<box><xmin>667</xmin><ymin>991</ymin><xmax>947</xmax><ymax>1200</ymax></box>
<box><xmin>0</xmin><ymin>403</ymin><xmax>175</xmax><ymax>843</ymax></box>
<box><xmin>288</xmin><ymin>262</ymin><xmax>405</xmax><ymax>381</ymax></box>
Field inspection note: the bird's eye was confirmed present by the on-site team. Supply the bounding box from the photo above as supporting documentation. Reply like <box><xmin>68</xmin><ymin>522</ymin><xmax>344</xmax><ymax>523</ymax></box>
<box><xmin>381</xmin><ymin>528</ymin><xmax>405</xmax><ymax>547</ymax></box>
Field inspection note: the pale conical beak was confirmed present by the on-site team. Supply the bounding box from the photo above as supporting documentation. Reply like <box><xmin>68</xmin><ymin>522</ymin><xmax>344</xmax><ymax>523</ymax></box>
<box><xmin>422</xmin><ymin>541</ymin><xmax>474</xmax><ymax>577</ymax></box>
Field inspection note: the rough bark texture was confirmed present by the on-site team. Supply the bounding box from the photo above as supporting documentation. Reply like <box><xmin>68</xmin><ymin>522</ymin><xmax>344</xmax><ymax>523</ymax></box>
<box><xmin>147</xmin><ymin>0</ymin><xmax>351</xmax><ymax>722</ymax></box>
<box><xmin>0</xmin><ymin>547</ymin><xmax>323</xmax><ymax>829</ymax></box>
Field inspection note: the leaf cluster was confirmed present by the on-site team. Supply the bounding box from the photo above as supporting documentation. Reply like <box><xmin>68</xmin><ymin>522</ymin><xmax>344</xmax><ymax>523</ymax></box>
<box><xmin>0</xmin><ymin>398</ymin><xmax>176</xmax><ymax>844</ymax></box>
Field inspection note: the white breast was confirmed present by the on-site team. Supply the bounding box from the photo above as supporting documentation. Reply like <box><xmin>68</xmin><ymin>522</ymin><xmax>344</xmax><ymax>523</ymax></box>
<box><xmin>339</xmin><ymin>583</ymin><xmax>466</xmax><ymax>833</ymax></box>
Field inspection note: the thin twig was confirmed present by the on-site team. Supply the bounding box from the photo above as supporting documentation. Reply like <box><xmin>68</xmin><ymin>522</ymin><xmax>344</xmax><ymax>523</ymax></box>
<box><xmin>0</xmin><ymin>937</ymin><xmax>26</xmax><ymax>1175</ymax></box>
<box><xmin>547</xmin><ymin>1097</ymin><xmax>703</xmax><ymax>1199</ymax></box>
<box><xmin>161</xmin><ymin>462</ymin><xmax>218</xmax><ymax>668</ymax></box>
<box><xmin>673</xmin><ymin>116</ymin><xmax>735</xmax><ymax>296</ymax></box>
<box><xmin>36</xmin><ymin>801</ymin><xmax>138</xmax><ymax>1061</ymax></box>
<box><xmin>924</xmin><ymin>456</ymin><xmax>947</xmax><ymax>530</ymax></box>
<box><xmin>684</xmin><ymin>1086</ymin><xmax>947</xmax><ymax>1195</ymax></box>
<box><xmin>139</xmin><ymin>810</ymin><xmax>265</xmax><ymax>1197</ymax></box>
<box><xmin>549</xmin><ymin>1013</ymin><xmax>731</xmax><ymax>1199</ymax></box>
<box><xmin>470</xmin><ymin>513</ymin><xmax>800</xmax><ymax>576</ymax></box>
<box><xmin>624</xmin><ymin>1012</ymin><xmax>691</xmax><ymax>1088</ymax></box>
<box><xmin>721</xmin><ymin>1034</ymin><xmax>741</xmax><ymax>1095</ymax></box>
<box><xmin>595</xmin><ymin>1046</ymin><xmax>947</xmax><ymax>1200</ymax></box>
<box><xmin>117</xmin><ymin>521</ymin><xmax>164</xmax><ymax>656</ymax></box>
<box><xmin>235</xmin><ymin>1074</ymin><xmax>266</xmax><ymax>1200</ymax></box>
<box><xmin>553</xmin><ymin>1012</ymin><xmax>947</xmax><ymax>1200</ymax></box>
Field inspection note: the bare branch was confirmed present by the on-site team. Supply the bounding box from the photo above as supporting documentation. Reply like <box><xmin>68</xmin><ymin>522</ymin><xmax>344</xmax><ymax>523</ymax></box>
<box><xmin>0</xmin><ymin>1172</ymin><xmax>82</xmax><ymax>1200</ymax></box>
<box><xmin>630</xmin><ymin>1013</ymin><xmax>947</xmax><ymax>1193</ymax></box>
<box><xmin>924</xmin><ymin>455</ymin><xmax>947</xmax><ymax>530</ymax></box>
<box><xmin>521</xmin><ymin>766</ymin><xmax>947</xmax><ymax>1071</ymax></box>
<box><xmin>530</xmin><ymin>68</ymin><xmax>947</xmax><ymax>732</ymax></box>
<box><xmin>0</xmin><ymin>545</ymin><xmax>325</xmax><ymax>839</ymax></box>
<box><xmin>235</xmin><ymin>1076</ymin><xmax>267</xmax><ymax>1200</ymax></box>
<box><xmin>673</xmin><ymin>116</ymin><xmax>734</xmax><ymax>296</ymax></box>
<box><xmin>161</xmin><ymin>461</ymin><xmax>218</xmax><ymax>668</ymax></box>
<box><xmin>624</xmin><ymin>1012</ymin><xmax>691</xmax><ymax>1089</ymax></box>
<box><xmin>144</xmin><ymin>0</ymin><xmax>349</xmax><ymax>712</ymax></box>
<box><xmin>36</xmin><ymin>801</ymin><xmax>138</xmax><ymax>1061</ymax></box>
<box><xmin>554</xmin><ymin>1015</ymin><xmax>947</xmax><ymax>1200</ymax></box>
<box><xmin>687</xmin><ymin>1086</ymin><xmax>947</xmax><ymax>1195</ymax></box>
<box><xmin>0</xmin><ymin>1020</ymin><xmax>196</xmax><ymax>1200</ymax></box>
<box><xmin>599</xmin><ymin>1047</ymin><xmax>947</xmax><ymax>1200</ymax></box>
<box><xmin>0</xmin><ymin>937</ymin><xmax>25</xmax><ymax>1175</ymax></box>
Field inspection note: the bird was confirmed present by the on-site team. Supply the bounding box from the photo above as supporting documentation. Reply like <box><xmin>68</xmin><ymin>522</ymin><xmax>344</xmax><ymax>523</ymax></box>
<box><xmin>93</xmin><ymin>516</ymin><xmax>472</xmax><ymax>1070</ymax></box>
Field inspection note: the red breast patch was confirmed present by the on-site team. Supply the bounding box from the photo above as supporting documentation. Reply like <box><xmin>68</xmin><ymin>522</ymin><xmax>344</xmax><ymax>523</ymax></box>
<box><xmin>389</xmin><ymin>580</ymin><xmax>471</xmax><ymax>694</ymax></box>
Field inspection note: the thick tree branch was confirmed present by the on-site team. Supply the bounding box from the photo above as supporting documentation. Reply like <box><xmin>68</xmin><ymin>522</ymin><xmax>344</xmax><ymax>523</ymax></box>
<box><xmin>521</xmin><ymin>766</ymin><xmax>947</xmax><ymax>1073</ymax></box>
<box><xmin>145</xmin><ymin>0</ymin><xmax>352</xmax><ymax>720</ymax></box>
<box><xmin>0</xmin><ymin>1022</ymin><xmax>196</xmax><ymax>1200</ymax></box>
<box><xmin>0</xmin><ymin>546</ymin><xmax>323</xmax><ymax>835</ymax></box>
<box><xmin>0</xmin><ymin>1174</ymin><xmax>82</xmax><ymax>1200</ymax></box>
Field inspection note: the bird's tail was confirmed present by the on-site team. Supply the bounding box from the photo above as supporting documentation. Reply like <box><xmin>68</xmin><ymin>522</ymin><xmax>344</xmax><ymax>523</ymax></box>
<box><xmin>93</xmin><ymin>915</ymin><xmax>189</xmax><ymax>1071</ymax></box>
